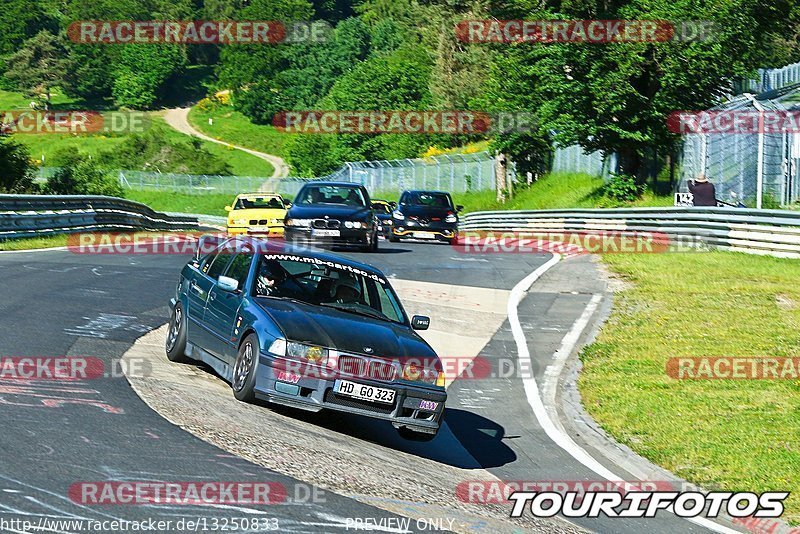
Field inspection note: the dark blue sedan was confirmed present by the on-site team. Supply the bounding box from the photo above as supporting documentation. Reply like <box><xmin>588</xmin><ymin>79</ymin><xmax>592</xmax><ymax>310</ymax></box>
<box><xmin>166</xmin><ymin>236</ymin><xmax>446</xmax><ymax>440</ymax></box>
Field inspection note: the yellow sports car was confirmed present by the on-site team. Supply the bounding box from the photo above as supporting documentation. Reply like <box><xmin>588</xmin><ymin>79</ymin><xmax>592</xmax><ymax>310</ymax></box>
<box><xmin>225</xmin><ymin>193</ymin><xmax>290</xmax><ymax>236</ymax></box>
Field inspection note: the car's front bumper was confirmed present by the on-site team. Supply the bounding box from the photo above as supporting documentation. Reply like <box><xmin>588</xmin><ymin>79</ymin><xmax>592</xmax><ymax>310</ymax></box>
<box><xmin>228</xmin><ymin>225</ymin><xmax>285</xmax><ymax>236</ymax></box>
<box><xmin>391</xmin><ymin>221</ymin><xmax>457</xmax><ymax>241</ymax></box>
<box><xmin>253</xmin><ymin>353</ymin><xmax>446</xmax><ymax>434</ymax></box>
<box><xmin>285</xmin><ymin>226</ymin><xmax>371</xmax><ymax>247</ymax></box>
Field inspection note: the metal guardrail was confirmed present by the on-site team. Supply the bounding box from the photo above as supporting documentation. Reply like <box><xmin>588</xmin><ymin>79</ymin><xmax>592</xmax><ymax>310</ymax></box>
<box><xmin>0</xmin><ymin>195</ymin><xmax>203</xmax><ymax>239</ymax></box>
<box><xmin>459</xmin><ymin>207</ymin><xmax>800</xmax><ymax>258</ymax></box>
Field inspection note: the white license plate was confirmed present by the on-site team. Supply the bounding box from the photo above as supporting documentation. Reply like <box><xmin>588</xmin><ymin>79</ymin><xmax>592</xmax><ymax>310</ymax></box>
<box><xmin>414</xmin><ymin>231</ymin><xmax>436</xmax><ymax>239</ymax></box>
<box><xmin>252</xmin><ymin>226</ymin><xmax>272</xmax><ymax>232</ymax></box>
<box><xmin>312</xmin><ymin>229</ymin><xmax>340</xmax><ymax>237</ymax></box>
<box><xmin>335</xmin><ymin>380</ymin><xmax>395</xmax><ymax>404</ymax></box>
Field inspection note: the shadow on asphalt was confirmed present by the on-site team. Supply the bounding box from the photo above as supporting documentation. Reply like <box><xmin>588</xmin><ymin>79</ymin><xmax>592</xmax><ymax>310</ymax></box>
<box><xmin>194</xmin><ymin>359</ymin><xmax>515</xmax><ymax>469</ymax></box>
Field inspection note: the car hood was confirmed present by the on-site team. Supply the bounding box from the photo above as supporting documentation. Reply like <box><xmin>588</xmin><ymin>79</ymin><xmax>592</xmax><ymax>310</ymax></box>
<box><xmin>399</xmin><ymin>204</ymin><xmax>454</xmax><ymax>218</ymax></box>
<box><xmin>287</xmin><ymin>204</ymin><xmax>371</xmax><ymax>220</ymax></box>
<box><xmin>229</xmin><ymin>208</ymin><xmax>286</xmax><ymax>220</ymax></box>
<box><xmin>255</xmin><ymin>297</ymin><xmax>436</xmax><ymax>361</ymax></box>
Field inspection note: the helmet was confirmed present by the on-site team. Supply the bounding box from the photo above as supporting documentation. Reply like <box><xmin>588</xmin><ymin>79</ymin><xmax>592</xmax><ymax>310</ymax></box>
<box><xmin>331</xmin><ymin>275</ymin><xmax>361</xmax><ymax>302</ymax></box>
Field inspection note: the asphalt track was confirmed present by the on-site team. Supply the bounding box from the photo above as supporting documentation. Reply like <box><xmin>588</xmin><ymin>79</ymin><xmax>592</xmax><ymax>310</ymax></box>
<box><xmin>0</xmin><ymin>241</ymin><xmax>730</xmax><ymax>533</ymax></box>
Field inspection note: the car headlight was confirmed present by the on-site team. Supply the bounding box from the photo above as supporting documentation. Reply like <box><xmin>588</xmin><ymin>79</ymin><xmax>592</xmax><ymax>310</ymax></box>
<box><xmin>445</xmin><ymin>213</ymin><xmax>457</xmax><ymax>223</ymax></box>
<box><xmin>402</xmin><ymin>361</ymin><xmax>443</xmax><ymax>385</ymax></box>
<box><xmin>286</xmin><ymin>342</ymin><xmax>328</xmax><ymax>364</ymax></box>
<box><xmin>344</xmin><ymin>221</ymin><xmax>364</xmax><ymax>229</ymax></box>
<box><xmin>385</xmin><ymin>219</ymin><xmax>393</xmax><ymax>225</ymax></box>
<box><xmin>392</xmin><ymin>210</ymin><xmax>405</xmax><ymax>220</ymax></box>
<box><xmin>230</xmin><ymin>218</ymin><xmax>247</xmax><ymax>226</ymax></box>
<box><xmin>286</xmin><ymin>218</ymin><xmax>311</xmax><ymax>227</ymax></box>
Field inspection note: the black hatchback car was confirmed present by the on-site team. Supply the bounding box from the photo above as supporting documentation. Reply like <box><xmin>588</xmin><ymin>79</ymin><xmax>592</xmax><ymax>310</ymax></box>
<box><xmin>285</xmin><ymin>182</ymin><xmax>379</xmax><ymax>252</ymax></box>
<box><xmin>389</xmin><ymin>190</ymin><xmax>463</xmax><ymax>244</ymax></box>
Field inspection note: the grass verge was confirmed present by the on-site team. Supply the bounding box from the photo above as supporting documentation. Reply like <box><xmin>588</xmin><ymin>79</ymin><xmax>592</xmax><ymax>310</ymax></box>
<box><xmin>0</xmin><ymin>234</ymin><xmax>69</xmax><ymax>251</ymax></box>
<box><xmin>125</xmin><ymin>190</ymin><xmax>234</xmax><ymax>217</ymax></box>
<box><xmin>580</xmin><ymin>251</ymin><xmax>800</xmax><ymax>523</ymax></box>
<box><xmin>188</xmin><ymin>105</ymin><xmax>291</xmax><ymax>159</ymax></box>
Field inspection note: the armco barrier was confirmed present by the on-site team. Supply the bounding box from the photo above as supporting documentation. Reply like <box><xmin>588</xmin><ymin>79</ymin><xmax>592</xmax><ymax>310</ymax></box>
<box><xmin>459</xmin><ymin>207</ymin><xmax>800</xmax><ymax>258</ymax></box>
<box><xmin>0</xmin><ymin>195</ymin><xmax>203</xmax><ymax>239</ymax></box>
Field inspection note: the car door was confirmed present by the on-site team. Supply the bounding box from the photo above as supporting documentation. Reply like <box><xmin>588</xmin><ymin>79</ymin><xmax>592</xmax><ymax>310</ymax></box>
<box><xmin>188</xmin><ymin>251</ymin><xmax>234</xmax><ymax>352</ymax></box>
<box><xmin>203</xmin><ymin>250</ymin><xmax>254</xmax><ymax>363</ymax></box>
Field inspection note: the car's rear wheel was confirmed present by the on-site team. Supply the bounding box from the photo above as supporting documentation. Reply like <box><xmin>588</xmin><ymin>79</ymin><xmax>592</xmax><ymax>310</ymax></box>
<box><xmin>397</xmin><ymin>426</ymin><xmax>438</xmax><ymax>442</ymax></box>
<box><xmin>165</xmin><ymin>303</ymin><xmax>190</xmax><ymax>363</ymax></box>
<box><xmin>232</xmin><ymin>334</ymin><xmax>258</xmax><ymax>402</ymax></box>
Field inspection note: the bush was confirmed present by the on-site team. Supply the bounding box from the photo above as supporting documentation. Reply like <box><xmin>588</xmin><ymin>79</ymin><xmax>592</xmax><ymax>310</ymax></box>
<box><xmin>0</xmin><ymin>134</ymin><xmax>37</xmax><ymax>193</ymax></box>
<box><xmin>602</xmin><ymin>173</ymin><xmax>644</xmax><ymax>202</ymax></box>
<box><xmin>46</xmin><ymin>154</ymin><xmax>123</xmax><ymax>197</ymax></box>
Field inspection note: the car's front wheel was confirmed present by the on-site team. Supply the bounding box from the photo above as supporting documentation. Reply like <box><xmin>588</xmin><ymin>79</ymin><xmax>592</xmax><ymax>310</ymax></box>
<box><xmin>397</xmin><ymin>426</ymin><xmax>438</xmax><ymax>442</ymax></box>
<box><xmin>232</xmin><ymin>334</ymin><xmax>258</xmax><ymax>402</ymax></box>
<box><xmin>166</xmin><ymin>303</ymin><xmax>190</xmax><ymax>363</ymax></box>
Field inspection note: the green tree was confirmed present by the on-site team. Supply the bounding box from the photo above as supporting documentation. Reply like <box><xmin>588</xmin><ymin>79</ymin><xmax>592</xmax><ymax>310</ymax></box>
<box><xmin>0</xmin><ymin>134</ymin><xmax>37</xmax><ymax>193</ymax></box>
<box><xmin>485</xmin><ymin>0</ymin><xmax>795</xmax><ymax>180</ymax></box>
<box><xmin>4</xmin><ymin>31</ymin><xmax>66</xmax><ymax>107</ymax></box>
<box><xmin>285</xmin><ymin>46</ymin><xmax>434</xmax><ymax>175</ymax></box>
<box><xmin>112</xmin><ymin>45</ymin><xmax>186</xmax><ymax>109</ymax></box>
<box><xmin>46</xmin><ymin>149</ymin><xmax>123</xmax><ymax>197</ymax></box>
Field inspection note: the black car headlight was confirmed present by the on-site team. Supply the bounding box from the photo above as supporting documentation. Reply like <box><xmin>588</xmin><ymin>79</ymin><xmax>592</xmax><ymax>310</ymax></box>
<box><xmin>343</xmin><ymin>221</ymin><xmax>365</xmax><ymax>229</ymax></box>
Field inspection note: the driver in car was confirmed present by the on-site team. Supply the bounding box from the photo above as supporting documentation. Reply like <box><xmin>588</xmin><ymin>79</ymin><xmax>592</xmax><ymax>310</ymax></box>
<box><xmin>330</xmin><ymin>275</ymin><xmax>361</xmax><ymax>304</ymax></box>
<box><xmin>256</xmin><ymin>261</ymin><xmax>286</xmax><ymax>296</ymax></box>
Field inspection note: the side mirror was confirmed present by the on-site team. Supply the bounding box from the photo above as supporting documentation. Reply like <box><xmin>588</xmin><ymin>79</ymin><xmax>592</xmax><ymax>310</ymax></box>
<box><xmin>283</xmin><ymin>199</ymin><xmax>292</xmax><ymax>208</ymax></box>
<box><xmin>225</xmin><ymin>206</ymin><xmax>233</xmax><ymax>212</ymax></box>
<box><xmin>218</xmin><ymin>275</ymin><xmax>239</xmax><ymax>293</ymax></box>
<box><xmin>456</xmin><ymin>205</ymin><xmax>464</xmax><ymax>212</ymax></box>
<box><xmin>411</xmin><ymin>315</ymin><xmax>430</xmax><ymax>331</ymax></box>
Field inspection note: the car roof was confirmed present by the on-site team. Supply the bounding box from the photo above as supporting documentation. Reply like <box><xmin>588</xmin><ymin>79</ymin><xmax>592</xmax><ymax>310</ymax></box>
<box><xmin>237</xmin><ymin>192</ymin><xmax>282</xmax><ymax>198</ymax></box>
<box><xmin>221</xmin><ymin>236</ymin><xmax>386</xmax><ymax>278</ymax></box>
<box><xmin>301</xmin><ymin>181</ymin><xmax>364</xmax><ymax>188</ymax></box>
<box><xmin>402</xmin><ymin>190</ymin><xmax>452</xmax><ymax>196</ymax></box>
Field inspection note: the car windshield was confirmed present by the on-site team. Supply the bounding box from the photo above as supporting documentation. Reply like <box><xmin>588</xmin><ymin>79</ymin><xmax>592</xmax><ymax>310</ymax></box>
<box><xmin>372</xmin><ymin>202</ymin><xmax>392</xmax><ymax>214</ymax></box>
<box><xmin>403</xmin><ymin>192</ymin><xmax>452</xmax><ymax>208</ymax></box>
<box><xmin>296</xmin><ymin>185</ymin><xmax>366</xmax><ymax>207</ymax></box>
<box><xmin>234</xmin><ymin>197</ymin><xmax>284</xmax><ymax>209</ymax></box>
<box><xmin>253</xmin><ymin>254</ymin><xmax>405</xmax><ymax>324</ymax></box>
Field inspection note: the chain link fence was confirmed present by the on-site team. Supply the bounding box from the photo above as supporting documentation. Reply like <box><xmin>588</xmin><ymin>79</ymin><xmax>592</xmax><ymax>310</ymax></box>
<box><xmin>678</xmin><ymin>94</ymin><xmax>799</xmax><ymax>208</ymax></box>
<box><xmin>102</xmin><ymin>151</ymin><xmax>498</xmax><ymax>197</ymax></box>
<box><xmin>735</xmin><ymin>60</ymin><xmax>800</xmax><ymax>95</ymax></box>
<box><xmin>551</xmin><ymin>144</ymin><xmax>615</xmax><ymax>178</ymax></box>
